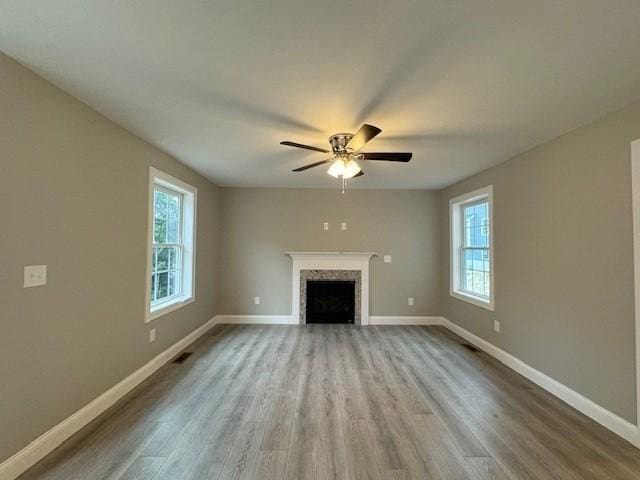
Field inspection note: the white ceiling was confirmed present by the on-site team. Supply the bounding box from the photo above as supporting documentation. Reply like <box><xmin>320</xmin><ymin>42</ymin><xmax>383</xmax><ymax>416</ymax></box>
<box><xmin>2</xmin><ymin>1</ymin><xmax>640</xmax><ymax>189</ymax></box>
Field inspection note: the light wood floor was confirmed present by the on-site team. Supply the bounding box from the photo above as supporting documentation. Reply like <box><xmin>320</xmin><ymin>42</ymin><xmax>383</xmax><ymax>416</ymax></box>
<box><xmin>20</xmin><ymin>324</ymin><xmax>640</xmax><ymax>480</ymax></box>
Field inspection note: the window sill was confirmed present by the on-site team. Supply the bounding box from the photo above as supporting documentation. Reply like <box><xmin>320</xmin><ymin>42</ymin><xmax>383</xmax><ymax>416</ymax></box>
<box><xmin>146</xmin><ymin>296</ymin><xmax>194</xmax><ymax>323</ymax></box>
<box><xmin>450</xmin><ymin>290</ymin><xmax>495</xmax><ymax>311</ymax></box>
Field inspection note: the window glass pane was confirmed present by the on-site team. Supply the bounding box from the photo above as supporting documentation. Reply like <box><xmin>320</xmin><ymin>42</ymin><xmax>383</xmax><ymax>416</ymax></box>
<box><xmin>168</xmin><ymin>247</ymin><xmax>175</xmax><ymax>270</ymax></box>
<box><xmin>157</xmin><ymin>272</ymin><xmax>169</xmax><ymax>300</ymax></box>
<box><xmin>154</xmin><ymin>189</ymin><xmax>168</xmax><ymax>243</ymax></box>
<box><xmin>484</xmin><ymin>272</ymin><xmax>491</xmax><ymax>297</ymax></box>
<box><xmin>168</xmin><ymin>271</ymin><xmax>175</xmax><ymax>297</ymax></box>
<box><xmin>473</xmin><ymin>249</ymin><xmax>483</xmax><ymax>271</ymax></box>
<box><xmin>156</xmin><ymin>247</ymin><xmax>169</xmax><ymax>271</ymax></box>
<box><xmin>472</xmin><ymin>226</ymin><xmax>480</xmax><ymax>247</ymax></box>
<box><xmin>471</xmin><ymin>270</ymin><xmax>485</xmax><ymax>294</ymax></box>
<box><xmin>167</xmin><ymin>193</ymin><xmax>181</xmax><ymax>243</ymax></box>
<box><xmin>464</xmin><ymin>202</ymin><xmax>489</xmax><ymax>247</ymax></box>
<box><xmin>464</xmin><ymin>204</ymin><xmax>474</xmax><ymax>228</ymax></box>
<box><xmin>151</xmin><ymin>273</ymin><xmax>157</xmax><ymax>302</ymax></box>
<box><xmin>463</xmin><ymin>249</ymin><xmax>473</xmax><ymax>270</ymax></box>
<box><xmin>169</xmin><ymin>270</ymin><xmax>180</xmax><ymax>297</ymax></box>
<box><xmin>474</xmin><ymin>203</ymin><xmax>487</xmax><ymax>227</ymax></box>
<box><xmin>461</xmin><ymin>247</ymin><xmax>490</xmax><ymax>297</ymax></box>
<box><xmin>464</xmin><ymin>265</ymin><xmax>473</xmax><ymax>291</ymax></box>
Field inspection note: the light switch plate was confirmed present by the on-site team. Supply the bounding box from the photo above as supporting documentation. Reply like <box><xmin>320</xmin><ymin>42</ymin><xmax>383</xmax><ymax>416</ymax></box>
<box><xmin>341</xmin><ymin>222</ymin><xmax>347</xmax><ymax>231</ymax></box>
<box><xmin>408</xmin><ymin>297</ymin><xmax>414</xmax><ymax>306</ymax></box>
<box><xmin>24</xmin><ymin>265</ymin><xmax>47</xmax><ymax>288</ymax></box>
<box><xmin>494</xmin><ymin>320</ymin><xmax>500</xmax><ymax>333</ymax></box>
<box><xmin>149</xmin><ymin>329</ymin><xmax>156</xmax><ymax>343</ymax></box>
<box><xmin>323</xmin><ymin>222</ymin><xmax>329</xmax><ymax>230</ymax></box>
<box><xmin>383</xmin><ymin>255</ymin><xmax>392</xmax><ymax>263</ymax></box>
<box><xmin>254</xmin><ymin>296</ymin><xmax>261</xmax><ymax>305</ymax></box>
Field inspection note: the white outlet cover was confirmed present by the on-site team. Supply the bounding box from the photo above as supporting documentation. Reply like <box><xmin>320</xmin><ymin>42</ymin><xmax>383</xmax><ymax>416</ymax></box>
<box><xmin>149</xmin><ymin>329</ymin><xmax>156</xmax><ymax>343</ymax></box>
<box><xmin>408</xmin><ymin>297</ymin><xmax>414</xmax><ymax>306</ymax></box>
<box><xmin>494</xmin><ymin>320</ymin><xmax>500</xmax><ymax>333</ymax></box>
<box><xmin>254</xmin><ymin>296</ymin><xmax>261</xmax><ymax>305</ymax></box>
<box><xmin>383</xmin><ymin>255</ymin><xmax>392</xmax><ymax>263</ymax></box>
<box><xmin>323</xmin><ymin>222</ymin><xmax>329</xmax><ymax>230</ymax></box>
<box><xmin>341</xmin><ymin>222</ymin><xmax>347</xmax><ymax>231</ymax></box>
<box><xmin>23</xmin><ymin>265</ymin><xmax>47</xmax><ymax>288</ymax></box>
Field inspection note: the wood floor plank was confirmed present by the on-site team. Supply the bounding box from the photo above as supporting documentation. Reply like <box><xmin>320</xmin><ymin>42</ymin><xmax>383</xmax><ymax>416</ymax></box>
<box><xmin>18</xmin><ymin>325</ymin><xmax>640</xmax><ymax>480</ymax></box>
<box><xmin>216</xmin><ymin>421</ymin><xmax>266</xmax><ymax>480</ymax></box>
<box><xmin>255</xmin><ymin>450</ymin><xmax>288</xmax><ymax>480</ymax></box>
<box><xmin>116</xmin><ymin>456</ymin><xmax>166</xmax><ymax>480</ymax></box>
<box><xmin>464</xmin><ymin>457</ymin><xmax>515</xmax><ymax>480</ymax></box>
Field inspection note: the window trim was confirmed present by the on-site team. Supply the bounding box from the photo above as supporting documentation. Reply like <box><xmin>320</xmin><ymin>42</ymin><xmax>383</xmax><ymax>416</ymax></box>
<box><xmin>449</xmin><ymin>185</ymin><xmax>495</xmax><ymax>311</ymax></box>
<box><xmin>145</xmin><ymin>167</ymin><xmax>197</xmax><ymax>323</ymax></box>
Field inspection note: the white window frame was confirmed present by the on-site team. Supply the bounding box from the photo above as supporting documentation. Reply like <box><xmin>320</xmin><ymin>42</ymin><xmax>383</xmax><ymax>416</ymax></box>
<box><xmin>145</xmin><ymin>167</ymin><xmax>197</xmax><ymax>322</ymax></box>
<box><xmin>449</xmin><ymin>185</ymin><xmax>495</xmax><ymax>311</ymax></box>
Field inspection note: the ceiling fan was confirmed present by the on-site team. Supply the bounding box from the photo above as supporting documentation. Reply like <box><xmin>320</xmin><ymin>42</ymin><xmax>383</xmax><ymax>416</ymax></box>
<box><xmin>281</xmin><ymin>124</ymin><xmax>412</xmax><ymax>188</ymax></box>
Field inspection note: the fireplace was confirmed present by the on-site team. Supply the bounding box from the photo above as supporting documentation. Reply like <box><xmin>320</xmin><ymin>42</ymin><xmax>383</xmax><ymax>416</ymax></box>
<box><xmin>306</xmin><ymin>280</ymin><xmax>355</xmax><ymax>324</ymax></box>
<box><xmin>287</xmin><ymin>252</ymin><xmax>375</xmax><ymax>325</ymax></box>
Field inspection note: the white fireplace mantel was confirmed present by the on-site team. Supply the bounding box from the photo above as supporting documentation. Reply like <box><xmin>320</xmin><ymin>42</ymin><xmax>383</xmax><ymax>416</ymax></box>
<box><xmin>287</xmin><ymin>251</ymin><xmax>377</xmax><ymax>325</ymax></box>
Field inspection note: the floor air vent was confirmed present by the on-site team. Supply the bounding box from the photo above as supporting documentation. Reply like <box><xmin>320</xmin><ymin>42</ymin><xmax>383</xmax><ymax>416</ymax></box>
<box><xmin>173</xmin><ymin>352</ymin><xmax>193</xmax><ymax>364</ymax></box>
<box><xmin>462</xmin><ymin>343</ymin><xmax>479</xmax><ymax>352</ymax></box>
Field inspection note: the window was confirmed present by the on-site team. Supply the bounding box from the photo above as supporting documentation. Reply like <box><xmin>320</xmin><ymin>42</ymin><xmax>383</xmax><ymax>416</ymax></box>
<box><xmin>146</xmin><ymin>168</ymin><xmax>197</xmax><ymax>322</ymax></box>
<box><xmin>450</xmin><ymin>185</ymin><xmax>494</xmax><ymax>310</ymax></box>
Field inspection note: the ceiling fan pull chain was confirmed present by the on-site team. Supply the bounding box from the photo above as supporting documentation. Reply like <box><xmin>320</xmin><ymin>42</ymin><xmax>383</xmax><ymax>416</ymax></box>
<box><xmin>342</xmin><ymin>177</ymin><xmax>346</xmax><ymax>194</ymax></box>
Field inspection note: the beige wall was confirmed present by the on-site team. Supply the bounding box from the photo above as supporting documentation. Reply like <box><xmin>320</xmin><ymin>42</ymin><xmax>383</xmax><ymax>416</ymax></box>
<box><xmin>440</xmin><ymin>101</ymin><xmax>640</xmax><ymax>423</ymax></box>
<box><xmin>0</xmin><ymin>53</ymin><xmax>221</xmax><ymax>461</ymax></box>
<box><xmin>218</xmin><ymin>188</ymin><xmax>440</xmax><ymax>317</ymax></box>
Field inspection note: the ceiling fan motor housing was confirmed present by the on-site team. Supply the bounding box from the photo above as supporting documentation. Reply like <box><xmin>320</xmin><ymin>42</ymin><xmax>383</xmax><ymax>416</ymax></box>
<box><xmin>329</xmin><ymin>133</ymin><xmax>354</xmax><ymax>154</ymax></box>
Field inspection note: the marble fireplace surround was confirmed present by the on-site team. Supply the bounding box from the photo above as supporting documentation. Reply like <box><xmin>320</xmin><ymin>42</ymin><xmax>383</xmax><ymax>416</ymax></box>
<box><xmin>286</xmin><ymin>252</ymin><xmax>376</xmax><ymax>325</ymax></box>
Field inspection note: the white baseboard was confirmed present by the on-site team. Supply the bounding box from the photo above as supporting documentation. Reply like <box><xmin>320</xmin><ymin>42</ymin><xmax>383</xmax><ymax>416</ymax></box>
<box><xmin>216</xmin><ymin>315</ymin><xmax>445</xmax><ymax>326</ymax></box>
<box><xmin>369</xmin><ymin>316</ymin><xmax>444</xmax><ymax>325</ymax></box>
<box><xmin>440</xmin><ymin>317</ymin><xmax>640</xmax><ymax>447</ymax></box>
<box><xmin>0</xmin><ymin>317</ymin><xmax>217</xmax><ymax>480</ymax></box>
<box><xmin>216</xmin><ymin>314</ymin><xmax>297</xmax><ymax>324</ymax></box>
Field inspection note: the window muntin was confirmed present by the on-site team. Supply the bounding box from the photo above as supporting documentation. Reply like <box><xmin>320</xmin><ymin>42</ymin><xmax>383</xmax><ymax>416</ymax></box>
<box><xmin>151</xmin><ymin>186</ymin><xmax>184</xmax><ymax>305</ymax></box>
<box><xmin>461</xmin><ymin>199</ymin><xmax>490</xmax><ymax>299</ymax></box>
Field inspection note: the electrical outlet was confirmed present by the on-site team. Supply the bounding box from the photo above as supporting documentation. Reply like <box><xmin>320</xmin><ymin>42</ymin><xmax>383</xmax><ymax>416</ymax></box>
<box><xmin>408</xmin><ymin>297</ymin><xmax>414</xmax><ymax>306</ymax></box>
<box><xmin>149</xmin><ymin>328</ymin><xmax>156</xmax><ymax>343</ymax></box>
<box><xmin>23</xmin><ymin>265</ymin><xmax>47</xmax><ymax>288</ymax></box>
<box><xmin>494</xmin><ymin>320</ymin><xmax>500</xmax><ymax>333</ymax></box>
<box><xmin>323</xmin><ymin>222</ymin><xmax>329</xmax><ymax>230</ymax></box>
<box><xmin>341</xmin><ymin>222</ymin><xmax>347</xmax><ymax>231</ymax></box>
<box><xmin>383</xmin><ymin>255</ymin><xmax>392</xmax><ymax>263</ymax></box>
<box><xmin>254</xmin><ymin>296</ymin><xmax>261</xmax><ymax>305</ymax></box>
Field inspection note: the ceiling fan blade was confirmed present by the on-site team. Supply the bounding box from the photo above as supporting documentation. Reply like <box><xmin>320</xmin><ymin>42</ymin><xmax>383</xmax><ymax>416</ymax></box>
<box><xmin>292</xmin><ymin>159</ymin><xmax>332</xmax><ymax>172</ymax></box>
<box><xmin>353</xmin><ymin>170</ymin><xmax>365</xmax><ymax>178</ymax></box>
<box><xmin>281</xmin><ymin>141</ymin><xmax>329</xmax><ymax>153</ymax></box>
<box><xmin>361</xmin><ymin>152</ymin><xmax>412</xmax><ymax>162</ymax></box>
<box><xmin>347</xmin><ymin>124</ymin><xmax>381</xmax><ymax>152</ymax></box>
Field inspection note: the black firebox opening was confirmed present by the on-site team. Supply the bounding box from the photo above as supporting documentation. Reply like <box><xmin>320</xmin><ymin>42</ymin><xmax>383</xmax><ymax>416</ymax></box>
<box><xmin>306</xmin><ymin>280</ymin><xmax>355</xmax><ymax>324</ymax></box>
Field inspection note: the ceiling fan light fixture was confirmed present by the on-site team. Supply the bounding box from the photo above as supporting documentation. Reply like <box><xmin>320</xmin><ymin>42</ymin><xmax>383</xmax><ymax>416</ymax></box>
<box><xmin>327</xmin><ymin>157</ymin><xmax>345</xmax><ymax>178</ymax></box>
<box><xmin>342</xmin><ymin>159</ymin><xmax>361</xmax><ymax>179</ymax></box>
<box><xmin>283</xmin><ymin>124</ymin><xmax>411</xmax><ymax>190</ymax></box>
